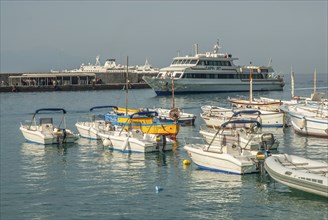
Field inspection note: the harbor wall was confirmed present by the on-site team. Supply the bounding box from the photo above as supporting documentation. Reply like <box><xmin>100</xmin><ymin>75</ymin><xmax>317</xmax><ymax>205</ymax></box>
<box><xmin>0</xmin><ymin>72</ymin><xmax>157</xmax><ymax>92</ymax></box>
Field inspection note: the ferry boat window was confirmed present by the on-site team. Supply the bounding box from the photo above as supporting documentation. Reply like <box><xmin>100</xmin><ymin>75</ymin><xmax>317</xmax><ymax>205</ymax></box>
<box><xmin>174</xmin><ymin>73</ymin><xmax>182</xmax><ymax>78</ymax></box>
<box><xmin>172</xmin><ymin>60</ymin><xmax>179</xmax><ymax>65</ymax></box>
<box><xmin>185</xmin><ymin>60</ymin><xmax>191</xmax><ymax>64</ymax></box>
<box><xmin>198</xmin><ymin>60</ymin><xmax>205</xmax><ymax>65</ymax></box>
<box><xmin>190</xmin><ymin>59</ymin><xmax>198</xmax><ymax>64</ymax></box>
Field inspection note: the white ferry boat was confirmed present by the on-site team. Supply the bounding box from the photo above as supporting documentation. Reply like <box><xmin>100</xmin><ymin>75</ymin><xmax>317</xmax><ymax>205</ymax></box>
<box><xmin>52</xmin><ymin>56</ymin><xmax>159</xmax><ymax>74</ymax></box>
<box><xmin>142</xmin><ymin>42</ymin><xmax>285</xmax><ymax>95</ymax></box>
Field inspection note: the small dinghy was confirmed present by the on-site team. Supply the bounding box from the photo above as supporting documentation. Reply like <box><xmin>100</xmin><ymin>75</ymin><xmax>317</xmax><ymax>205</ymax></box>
<box><xmin>264</xmin><ymin>154</ymin><xmax>328</xmax><ymax>197</ymax></box>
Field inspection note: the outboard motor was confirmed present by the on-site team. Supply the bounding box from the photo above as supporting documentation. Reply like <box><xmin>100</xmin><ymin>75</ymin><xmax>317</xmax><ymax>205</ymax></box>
<box><xmin>260</xmin><ymin>133</ymin><xmax>275</xmax><ymax>151</ymax></box>
<box><xmin>156</xmin><ymin>135</ymin><xmax>167</xmax><ymax>152</ymax></box>
<box><xmin>256</xmin><ymin>133</ymin><xmax>274</xmax><ymax>175</ymax></box>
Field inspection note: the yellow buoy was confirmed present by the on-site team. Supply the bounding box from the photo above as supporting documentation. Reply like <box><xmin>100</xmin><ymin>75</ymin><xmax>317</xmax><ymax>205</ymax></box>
<box><xmin>183</xmin><ymin>159</ymin><xmax>191</xmax><ymax>165</ymax></box>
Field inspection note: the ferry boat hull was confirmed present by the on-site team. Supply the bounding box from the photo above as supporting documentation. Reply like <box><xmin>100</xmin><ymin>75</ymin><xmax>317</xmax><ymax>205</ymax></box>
<box><xmin>143</xmin><ymin>77</ymin><xmax>284</xmax><ymax>96</ymax></box>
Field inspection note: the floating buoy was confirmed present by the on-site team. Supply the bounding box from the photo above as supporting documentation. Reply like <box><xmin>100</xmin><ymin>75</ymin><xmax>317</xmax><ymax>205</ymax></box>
<box><xmin>183</xmin><ymin>159</ymin><xmax>191</xmax><ymax>165</ymax></box>
<box><xmin>155</xmin><ymin>186</ymin><xmax>163</xmax><ymax>193</ymax></box>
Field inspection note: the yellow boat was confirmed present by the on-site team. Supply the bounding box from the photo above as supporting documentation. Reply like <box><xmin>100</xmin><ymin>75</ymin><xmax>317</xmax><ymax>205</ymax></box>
<box><xmin>105</xmin><ymin>111</ymin><xmax>180</xmax><ymax>137</ymax></box>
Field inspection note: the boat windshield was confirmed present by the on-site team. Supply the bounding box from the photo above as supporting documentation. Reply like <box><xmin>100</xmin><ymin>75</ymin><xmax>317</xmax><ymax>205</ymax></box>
<box><xmin>172</xmin><ymin>59</ymin><xmax>198</xmax><ymax>65</ymax></box>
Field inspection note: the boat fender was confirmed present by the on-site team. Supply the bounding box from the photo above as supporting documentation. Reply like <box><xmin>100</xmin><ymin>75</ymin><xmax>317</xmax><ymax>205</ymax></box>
<box><xmin>300</xmin><ymin>117</ymin><xmax>306</xmax><ymax>129</ymax></box>
<box><xmin>122</xmin><ymin>137</ymin><xmax>129</xmax><ymax>151</ymax></box>
<box><xmin>103</xmin><ymin>138</ymin><xmax>112</xmax><ymax>147</ymax></box>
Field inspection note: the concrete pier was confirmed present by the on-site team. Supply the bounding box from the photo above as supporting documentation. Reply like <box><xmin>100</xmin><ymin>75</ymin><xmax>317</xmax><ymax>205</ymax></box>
<box><xmin>0</xmin><ymin>71</ymin><xmax>156</xmax><ymax>92</ymax></box>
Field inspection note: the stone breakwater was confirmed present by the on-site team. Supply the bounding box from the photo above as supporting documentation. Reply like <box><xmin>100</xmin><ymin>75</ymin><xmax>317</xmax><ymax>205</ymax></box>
<box><xmin>0</xmin><ymin>72</ymin><xmax>156</xmax><ymax>92</ymax></box>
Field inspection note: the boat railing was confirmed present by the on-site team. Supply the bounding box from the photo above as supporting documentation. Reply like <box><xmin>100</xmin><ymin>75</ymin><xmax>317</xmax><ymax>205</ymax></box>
<box><xmin>21</xmin><ymin>120</ymin><xmax>37</xmax><ymax>130</ymax></box>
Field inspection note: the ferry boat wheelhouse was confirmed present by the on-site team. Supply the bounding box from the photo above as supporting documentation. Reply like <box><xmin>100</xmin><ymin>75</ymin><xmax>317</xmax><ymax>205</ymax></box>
<box><xmin>143</xmin><ymin>42</ymin><xmax>285</xmax><ymax>95</ymax></box>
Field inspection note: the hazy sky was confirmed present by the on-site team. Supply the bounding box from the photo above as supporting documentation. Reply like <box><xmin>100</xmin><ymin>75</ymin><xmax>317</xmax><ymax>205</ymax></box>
<box><xmin>1</xmin><ymin>1</ymin><xmax>327</xmax><ymax>75</ymax></box>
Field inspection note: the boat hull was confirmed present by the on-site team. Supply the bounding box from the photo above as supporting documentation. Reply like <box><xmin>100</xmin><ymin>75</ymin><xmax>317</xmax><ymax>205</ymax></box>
<box><xmin>75</xmin><ymin>122</ymin><xmax>101</xmax><ymax>140</ymax></box>
<box><xmin>184</xmin><ymin>144</ymin><xmax>258</xmax><ymax>175</ymax></box>
<box><xmin>143</xmin><ymin>77</ymin><xmax>284</xmax><ymax>95</ymax></box>
<box><xmin>20</xmin><ymin>126</ymin><xmax>78</xmax><ymax>145</ymax></box>
<box><xmin>265</xmin><ymin>154</ymin><xmax>328</xmax><ymax>197</ymax></box>
<box><xmin>201</xmin><ymin>110</ymin><xmax>286</xmax><ymax>128</ymax></box>
<box><xmin>289</xmin><ymin>112</ymin><xmax>328</xmax><ymax>138</ymax></box>
<box><xmin>98</xmin><ymin>132</ymin><xmax>173</xmax><ymax>153</ymax></box>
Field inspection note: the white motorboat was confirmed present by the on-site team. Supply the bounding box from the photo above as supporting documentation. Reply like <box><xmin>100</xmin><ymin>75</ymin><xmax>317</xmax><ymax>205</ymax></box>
<box><xmin>228</xmin><ymin>97</ymin><xmax>282</xmax><ymax>112</ymax></box>
<box><xmin>183</xmin><ymin>120</ymin><xmax>272</xmax><ymax>174</ymax></box>
<box><xmin>264</xmin><ymin>154</ymin><xmax>328</xmax><ymax>197</ymax></box>
<box><xmin>142</xmin><ymin>41</ymin><xmax>284</xmax><ymax>95</ymax></box>
<box><xmin>201</xmin><ymin>107</ymin><xmax>287</xmax><ymax>128</ymax></box>
<box><xmin>199</xmin><ymin>121</ymin><xmax>280</xmax><ymax>151</ymax></box>
<box><xmin>75</xmin><ymin>105</ymin><xmax>118</xmax><ymax>139</ymax></box>
<box><xmin>98</xmin><ymin>128</ymin><xmax>174</xmax><ymax>153</ymax></box>
<box><xmin>286</xmin><ymin>104</ymin><xmax>328</xmax><ymax>137</ymax></box>
<box><xmin>20</xmin><ymin>108</ymin><xmax>79</xmax><ymax>145</ymax></box>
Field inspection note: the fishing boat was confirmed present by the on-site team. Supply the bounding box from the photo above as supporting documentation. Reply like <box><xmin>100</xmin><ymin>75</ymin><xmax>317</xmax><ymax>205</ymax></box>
<box><xmin>115</xmin><ymin>106</ymin><xmax>195</xmax><ymax>126</ymax></box>
<box><xmin>286</xmin><ymin>104</ymin><xmax>328</xmax><ymax>138</ymax></box>
<box><xmin>105</xmin><ymin>111</ymin><xmax>180</xmax><ymax>137</ymax></box>
<box><xmin>142</xmin><ymin>41</ymin><xmax>284</xmax><ymax>95</ymax></box>
<box><xmin>20</xmin><ymin>108</ymin><xmax>79</xmax><ymax>145</ymax></box>
<box><xmin>264</xmin><ymin>154</ymin><xmax>328</xmax><ymax>197</ymax></box>
<box><xmin>183</xmin><ymin>120</ymin><xmax>272</xmax><ymax>174</ymax></box>
<box><xmin>199</xmin><ymin>121</ymin><xmax>280</xmax><ymax>151</ymax></box>
<box><xmin>201</xmin><ymin>107</ymin><xmax>287</xmax><ymax>128</ymax></box>
<box><xmin>75</xmin><ymin>105</ymin><xmax>118</xmax><ymax>139</ymax></box>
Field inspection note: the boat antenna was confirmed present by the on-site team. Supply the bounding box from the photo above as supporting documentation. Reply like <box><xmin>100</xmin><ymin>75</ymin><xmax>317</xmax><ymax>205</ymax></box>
<box><xmin>125</xmin><ymin>56</ymin><xmax>129</xmax><ymax>116</ymax></box>
<box><xmin>213</xmin><ymin>39</ymin><xmax>220</xmax><ymax>54</ymax></box>
<box><xmin>313</xmin><ymin>68</ymin><xmax>317</xmax><ymax>95</ymax></box>
<box><xmin>172</xmin><ymin>76</ymin><xmax>175</xmax><ymax>109</ymax></box>
<box><xmin>249</xmin><ymin>62</ymin><xmax>253</xmax><ymax>102</ymax></box>
<box><xmin>268</xmin><ymin>58</ymin><xmax>272</xmax><ymax>67</ymax></box>
<box><xmin>291</xmin><ymin>66</ymin><xmax>295</xmax><ymax>98</ymax></box>
<box><xmin>95</xmin><ymin>55</ymin><xmax>101</xmax><ymax>66</ymax></box>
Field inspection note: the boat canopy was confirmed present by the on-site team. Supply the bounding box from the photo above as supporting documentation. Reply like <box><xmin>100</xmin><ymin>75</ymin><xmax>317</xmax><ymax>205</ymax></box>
<box><xmin>35</xmin><ymin>108</ymin><xmax>67</xmax><ymax>114</ymax></box>
<box><xmin>221</xmin><ymin>120</ymin><xmax>261</xmax><ymax>128</ymax></box>
<box><xmin>90</xmin><ymin>106</ymin><xmax>118</xmax><ymax>111</ymax></box>
<box><xmin>130</xmin><ymin>111</ymin><xmax>159</xmax><ymax>118</ymax></box>
<box><xmin>232</xmin><ymin>110</ymin><xmax>261</xmax><ymax>117</ymax></box>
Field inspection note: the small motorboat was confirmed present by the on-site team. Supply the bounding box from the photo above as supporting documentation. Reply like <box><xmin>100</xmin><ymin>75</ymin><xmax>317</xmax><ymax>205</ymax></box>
<box><xmin>105</xmin><ymin>111</ymin><xmax>180</xmax><ymax>138</ymax></box>
<box><xmin>183</xmin><ymin>120</ymin><xmax>272</xmax><ymax>175</ymax></box>
<box><xmin>75</xmin><ymin>105</ymin><xmax>118</xmax><ymax>139</ymax></box>
<box><xmin>265</xmin><ymin>154</ymin><xmax>328</xmax><ymax>197</ymax></box>
<box><xmin>98</xmin><ymin>128</ymin><xmax>174</xmax><ymax>153</ymax></box>
<box><xmin>20</xmin><ymin>108</ymin><xmax>79</xmax><ymax>145</ymax></box>
<box><xmin>286</xmin><ymin>104</ymin><xmax>328</xmax><ymax>138</ymax></box>
<box><xmin>200</xmin><ymin>120</ymin><xmax>280</xmax><ymax>151</ymax></box>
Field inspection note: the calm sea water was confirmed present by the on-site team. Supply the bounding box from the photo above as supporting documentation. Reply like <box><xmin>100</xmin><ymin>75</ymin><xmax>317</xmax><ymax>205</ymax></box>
<box><xmin>1</xmin><ymin>73</ymin><xmax>327</xmax><ymax>220</ymax></box>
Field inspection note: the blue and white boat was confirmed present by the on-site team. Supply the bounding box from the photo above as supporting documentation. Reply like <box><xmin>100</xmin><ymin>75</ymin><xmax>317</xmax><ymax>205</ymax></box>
<box><xmin>20</xmin><ymin>108</ymin><xmax>79</xmax><ymax>145</ymax></box>
<box><xmin>286</xmin><ymin>104</ymin><xmax>328</xmax><ymax>137</ymax></box>
<box><xmin>184</xmin><ymin>120</ymin><xmax>273</xmax><ymax>174</ymax></box>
